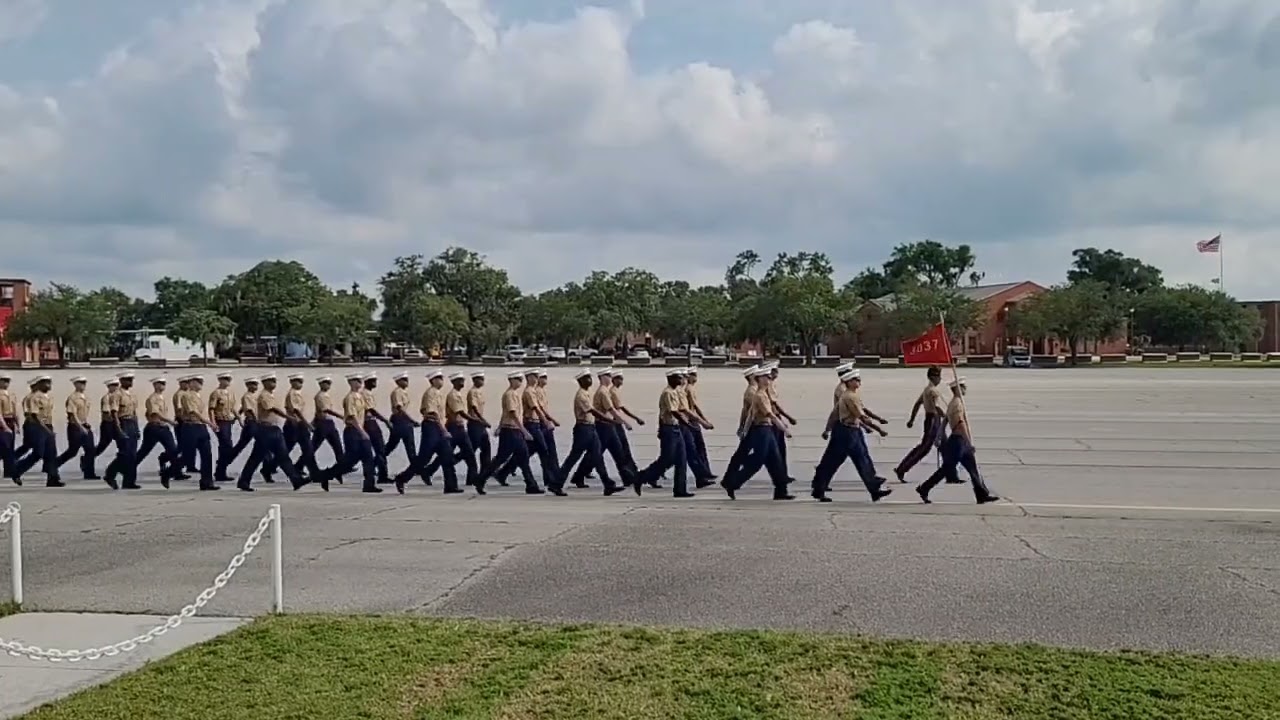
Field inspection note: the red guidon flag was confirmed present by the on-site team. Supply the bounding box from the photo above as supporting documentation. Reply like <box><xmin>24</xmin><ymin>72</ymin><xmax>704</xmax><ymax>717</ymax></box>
<box><xmin>900</xmin><ymin>322</ymin><xmax>953</xmax><ymax>366</ymax></box>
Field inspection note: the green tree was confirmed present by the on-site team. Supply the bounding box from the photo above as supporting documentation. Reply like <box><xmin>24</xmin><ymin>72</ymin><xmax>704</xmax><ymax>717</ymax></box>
<box><xmin>883</xmin><ymin>240</ymin><xmax>983</xmax><ymax>288</ymax></box>
<box><xmin>842</xmin><ymin>268</ymin><xmax>894</xmax><ymax>301</ymax></box>
<box><xmin>1133</xmin><ymin>286</ymin><xmax>1260</xmax><ymax>351</ymax></box>
<box><xmin>1067</xmin><ymin>248</ymin><xmax>1163</xmax><ymax>295</ymax></box>
<box><xmin>520</xmin><ymin>287</ymin><xmax>592</xmax><ymax>347</ymax></box>
<box><xmin>4</xmin><ymin>284</ymin><xmax>114</xmax><ymax>365</ymax></box>
<box><xmin>1007</xmin><ymin>281</ymin><xmax>1124</xmax><ymax>365</ymax></box>
<box><xmin>655</xmin><ymin>283</ymin><xmax>731</xmax><ymax>352</ymax></box>
<box><xmin>300</xmin><ymin>288</ymin><xmax>375</xmax><ymax>360</ymax></box>
<box><xmin>422</xmin><ymin>248</ymin><xmax>522</xmax><ymax>356</ymax></box>
<box><xmin>404</xmin><ymin>294</ymin><xmax>469</xmax><ymax>350</ymax></box>
<box><xmin>733</xmin><ymin>251</ymin><xmax>850</xmax><ymax>357</ymax></box>
<box><xmin>166</xmin><ymin>308</ymin><xmax>237</xmax><ymax>361</ymax></box>
<box><xmin>885</xmin><ymin>282</ymin><xmax>985</xmax><ymax>342</ymax></box>
<box><xmin>88</xmin><ymin>287</ymin><xmax>150</xmax><ymax>333</ymax></box>
<box><xmin>147</xmin><ymin>277</ymin><xmax>212</xmax><ymax>328</ymax></box>
<box><xmin>214</xmin><ymin>261</ymin><xmax>330</xmax><ymax>340</ymax></box>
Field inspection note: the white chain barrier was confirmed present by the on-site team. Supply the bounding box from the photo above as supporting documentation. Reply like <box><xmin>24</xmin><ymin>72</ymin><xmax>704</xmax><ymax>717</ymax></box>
<box><xmin>0</xmin><ymin>504</ymin><xmax>283</xmax><ymax>663</ymax></box>
<box><xmin>0</xmin><ymin>502</ymin><xmax>18</xmax><ymax>525</ymax></box>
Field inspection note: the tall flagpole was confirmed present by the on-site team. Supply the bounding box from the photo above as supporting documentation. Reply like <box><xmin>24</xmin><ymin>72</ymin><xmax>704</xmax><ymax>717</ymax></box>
<box><xmin>1219</xmin><ymin>235</ymin><xmax>1225</xmax><ymax>293</ymax></box>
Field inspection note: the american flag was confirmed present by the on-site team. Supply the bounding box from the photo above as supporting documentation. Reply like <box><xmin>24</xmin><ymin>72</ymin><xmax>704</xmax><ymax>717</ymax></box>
<box><xmin>1196</xmin><ymin>234</ymin><xmax>1221</xmax><ymax>253</ymax></box>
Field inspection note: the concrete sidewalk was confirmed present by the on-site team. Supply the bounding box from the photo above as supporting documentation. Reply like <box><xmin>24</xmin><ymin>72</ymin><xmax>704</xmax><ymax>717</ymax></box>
<box><xmin>0</xmin><ymin>613</ymin><xmax>248</xmax><ymax>718</ymax></box>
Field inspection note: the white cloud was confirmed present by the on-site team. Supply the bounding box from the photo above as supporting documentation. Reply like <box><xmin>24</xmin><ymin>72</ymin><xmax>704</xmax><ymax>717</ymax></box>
<box><xmin>0</xmin><ymin>0</ymin><xmax>1277</xmax><ymax>299</ymax></box>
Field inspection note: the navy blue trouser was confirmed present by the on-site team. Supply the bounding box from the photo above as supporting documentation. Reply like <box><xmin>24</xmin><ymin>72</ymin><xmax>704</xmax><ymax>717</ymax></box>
<box><xmin>595</xmin><ymin>423</ymin><xmax>636</xmax><ymax>484</ymax></box>
<box><xmin>188</xmin><ymin>425</ymin><xmax>215</xmax><ymax>487</ymax></box>
<box><xmin>312</xmin><ymin>420</ymin><xmax>344</xmax><ymax>462</ymax></box>
<box><xmin>238</xmin><ymin>425</ymin><xmax>300</xmax><ymax>487</ymax></box>
<box><xmin>215</xmin><ymin>420</ymin><xmax>235</xmax><ymax>480</ymax></box>
<box><xmin>177</xmin><ymin>421</ymin><xmax>198</xmax><ymax>471</ymax></box>
<box><xmin>896</xmin><ymin>414</ymin><xmax>943</xmax><ymax>476</ymax></box>
<box><xmin>447</xmin><ymin>423</ymin><xmax>480</xmax><ymax>486</ymax></box>
<box><xmin>285</xmin><ymin>420</ymin><xmax>328</xmax><ymax>482</ymax></box>
<box><xmin>483</xmin><ymin>426</ymin><xmax>538</xmax><ymax>490</ymax></box>
<box><xmin>467</xmin><ymin>421</ymin><xmax>491</xmax><ymax>470</ymax></box>
<box><xmin>725</xmin><ymin>425</ymin><xmax>787</xmax><ymax>492</ymax></box>
<box><xmin>55</xmin><ymin>423</ymin><xmax>96</xmax><ymax>478</ymax></box>
<box><xmin>364</xmin><ymin>418</ymin><xmax>390</xmax><ymax>482</ymax></box>
<box><xmin>13</xmin><ymin>423</ymin><xmax>58</xmax><ymax>483</ymax></box>
<box><xmin>404</xmin><ymin>423</ymin><xmax>459</xmax><ymax>490</ymax></box>
<box><xmin>339</xmin><ymin>425</ymin><xmax>378</xmax><ymax>491</ymax></box>
<box><xmin>638</xmin><ymin>424</ymin><xmax>687</xmax><ymax>494</ymax></box>
<box><xmin>560</xmin><ymin>423</ymin><xmax>614</xmax><ymax>488</ymax></box>
<box><xmin>0</xmin><ymin>428</ymin><xmax>15</xmax><ymax>479</ymax></box>
<box><xmin>104</xmin><ymin>418</ymin><xmax>141</xmax><ymax>488</ymax></box>
<box><xmin>920</xmin><ymin>434</ymin><xmax>992</xmax><ymax>500</ymax></box>
<box><xmin>385</xmin><ymin>415</ymin><xmax>418</xmax><ymax>470</ymax></box>
<box><xmin>136</xmin><ymin>422</ymin><xmax>181</xmax><ymax>481</ymax></box>
<box><xmin>680</xmin><ymin>424</ymin><xmax>713</xmax><ymax>480</ymax></box>
<box><xmin>813</xmin><ymin>424</ymin><xmax>883</xmax><ymax>496</ymax></box>
<box><xmin>94</xmin><ymin>420</ymin><xmax>117</xmax><ymax>455</ymax></box>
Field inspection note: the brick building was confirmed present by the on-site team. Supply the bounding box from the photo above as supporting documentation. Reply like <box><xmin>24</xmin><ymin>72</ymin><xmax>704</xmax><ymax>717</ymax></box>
<box><xmin>831</xmin><ymin>281</ymin><xmax>1128</xmax><ymax>357</ymax></box>
<box><xmin>0</xmin><ymin>278</ymin><xmax>33</xmax><ymax>362</ymax></box>
<box><xmin>1239</xmin><ymin>300</ymin><xmax>1280</xmax><ymax>354</ymax></box>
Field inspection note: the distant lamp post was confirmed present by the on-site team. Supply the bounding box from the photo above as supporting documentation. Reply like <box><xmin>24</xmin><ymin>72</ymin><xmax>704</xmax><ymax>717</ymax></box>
<box><xmin>1127</xmin><ymin>307</ymin><xmax>1135</xmax><ymax>351</ymax></box>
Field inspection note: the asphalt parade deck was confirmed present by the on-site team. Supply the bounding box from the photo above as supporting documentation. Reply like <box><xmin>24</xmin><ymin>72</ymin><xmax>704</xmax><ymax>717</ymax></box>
<box><xmin>0</xmin><ymin>366</ymin><xmax>1278</xmax><ymax>660</ymax></box>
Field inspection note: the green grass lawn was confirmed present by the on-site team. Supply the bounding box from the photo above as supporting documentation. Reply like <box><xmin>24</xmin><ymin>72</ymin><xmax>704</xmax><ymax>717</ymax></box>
<box><xmin>0</xmin><ymin>601</ymin><xmax>18</xmax><ymax>617</ymax></box>
<box><xmin>20</xmin><ymin>616</ymin><xmax>1280</xmax><ymax>720</ymax></box>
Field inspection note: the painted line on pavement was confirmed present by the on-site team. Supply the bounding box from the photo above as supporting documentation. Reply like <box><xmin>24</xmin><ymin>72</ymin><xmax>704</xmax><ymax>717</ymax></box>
<box><xmin>1018</xmin><ymin>502</ymin><xmax>1280</xmax><ymax>514</ymax></box>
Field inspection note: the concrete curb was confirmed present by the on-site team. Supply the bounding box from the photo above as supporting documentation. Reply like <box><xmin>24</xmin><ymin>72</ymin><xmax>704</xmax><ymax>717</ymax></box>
<box><xmin>1</xmin><ymin>355</ymin><xmax>1275</xmax><ymax>371</ymax></box>
<box><xmin>0</xmin><ymin>612</ymin><xmax>249</xmax><ymax>718</ymax></box>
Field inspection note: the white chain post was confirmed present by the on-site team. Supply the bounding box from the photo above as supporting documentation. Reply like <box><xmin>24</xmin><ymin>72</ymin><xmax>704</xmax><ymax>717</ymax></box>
<box><xmin>5</xmin><ymin>503</ymin><xmax>21</xmax><ymax>606</ymax></box>
<box><xmin>0</xmin><ymin>507</ymin><xmax>275</xmax><ymax>663</ymax></box>
<box><xmin>269</xmin><ymin>504</ymin><xmax>283</xmax><ymax>613</ymax></box>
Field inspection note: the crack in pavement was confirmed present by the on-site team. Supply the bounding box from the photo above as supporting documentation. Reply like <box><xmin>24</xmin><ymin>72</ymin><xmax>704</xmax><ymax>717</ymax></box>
<box><xmin>411</xmin><ymin>543</ymin><xmax>521</xmax><ymax>611</ymax></box>
<box><xmin>1220</xmin><ymin>567</ymin><xmax>1280</xmax><ymax>599</ymax></box>
<box><xmin>981</xmin><ymin>515</ymin><xmax>1052</xmax><ymax>561</ymax></box>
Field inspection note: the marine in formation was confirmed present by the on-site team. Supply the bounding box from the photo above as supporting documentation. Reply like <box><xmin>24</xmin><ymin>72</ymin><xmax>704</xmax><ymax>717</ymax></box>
<box><xmin>1</xmin><ymin>365</ymin><xmax>998</xmax><ymax>505</ymax></box>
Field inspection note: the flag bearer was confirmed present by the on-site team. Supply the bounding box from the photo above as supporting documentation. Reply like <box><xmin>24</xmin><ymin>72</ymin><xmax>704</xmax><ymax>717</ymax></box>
<box><xmin>917</xmin><ymin>378</ymin><xmax>1000</xmax><ymax>505</ymax></box>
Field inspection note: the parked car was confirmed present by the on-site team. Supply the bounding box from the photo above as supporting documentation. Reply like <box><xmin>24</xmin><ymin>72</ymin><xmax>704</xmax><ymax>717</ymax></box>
<box><xmin>505</xmin><ymin>345</ymin><xmax>527</xmax><ymax>361</ymax></box>
<box><xmin>548</xmin><ymin>347</ymin><xmax>567</xmax><ymax>361</ymax></box>
<box><xmin>671</xmin><ymin>344</ymin><xmax>705</xmax><ymax>357</ymax></box>
<box><xmin>568</xmin><ymin>345</ymin><xmax>595</xmax><ymax>358</ymax></box>
<box><xmin>1004</xmin><ymin>346</ymin><xmax>1031</xmax><ymax>368</ymax></box>
<box><xmin>628</xmin><ymin>345</ymin><xmax>651</xmax><ymax>360</ymax></box>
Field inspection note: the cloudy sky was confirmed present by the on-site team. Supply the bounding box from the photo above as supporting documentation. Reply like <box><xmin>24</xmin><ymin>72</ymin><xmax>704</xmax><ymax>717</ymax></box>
<box><xmin>1</xmin><ymin>0</ymin><xmax>1276</xmax><ymax>300</ymax></box>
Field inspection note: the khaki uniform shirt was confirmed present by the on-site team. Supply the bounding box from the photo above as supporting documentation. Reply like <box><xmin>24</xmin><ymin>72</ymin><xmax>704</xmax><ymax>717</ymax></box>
<box><xmin>746</xmin><ymin>387</ymin><xmax>775</xmax><ymax>426</ymax></box>
<box><xmin>145</xmin><ymin>392</ymin><xmax>172</xmax><ymax>423</ymax></box>
<box><xmin>466</xmin><ymin>387</ymin><xmax>485</xmax><ymax>422</ymax></box>
<box><xmin>209</xmin><ymin>388</ymin><xmax>236</xmax><ymax>422</ymax></box>
<box><xmin>921</xmin><ymin>384</ymin><xmax>945</xmax><ymax>416</ymax></box>
<box><xmin>420</xmin><ymin>386</ymin><xmax>443</xmax><ymax>422</ymax></box>
<box><xmin>592</xmin><ymin>385</ymin><xmax>616</xmax><ymax>422</ymax></box>
<box><xmin>445</xmin><ymin>388</ymin><xmax>467</xmax><ymax>425</ymax></box>
<box><xmin>66</xmin><ymin>391</ymin><xmax>90</xmax><ymax>426</ymax></box>
<box><xmin>342</xmin><ymin>390</ymin><xmax>366</xmax><ymax>424</ymax></box>
<box><xmin>521</xmin><ymin>387</ymin><xmax>541</xmax><ymax>423</ymax></box>
<box><xmin>26</xmin><ymin>391</ymin><xmax>54</xmax><ymax>426</ymax></box>
<box><xmin>240</xmin><ymin>390</ymin><xmax>259</xmax><ymax>419</ymax></box>
<box><xmin>657</xmin><ymin>387</ymin><xmax>680</xmax><ymax>426</ymax></box>
<box><xmin>946</xmin><ymin>396</ymin><xmax>966</xmax><ymax>434</ymax></box>
<box><xmin>0</xmin><ymin>388</ymin><xmax>17</xmax><ymax>418</ymax></box>
<box><xmin>573</xmin><ymin>387</ymin><xmax>594</xmax><ymax>424</ymax></box>
<box><xmin>113</xmin><ymin>389</ymin><xmax>139</xmax><ymax>419</ymax></box>
<box><xmin>285</xmin><ymin>388</ymin><xmax>306</xmax><ymax>422</ymax></box>
<box><xmin>360</xmin><ymin>388</ymin><xmax>377</xmax><ymax>416</ymax></box>
<box><xmin>390</xmin><ymin>386</ymin><xmax>410</xmax><ymax>415</ymax></box>
<box><xmin>500</xmin><ymin>388</ymin><xmax>524</xmax><ymax>428</ymax></box>
<box><xmin>836</xmin><ymin>388</ymin><xmax>863</xmax><ymax>426</ymax></box>
<box><xmin>175</xmin><ymin>390</ymin><xmax>199</xmax><ymax>422</ymax></box>
<box><xmin>257</xmin><ymin>390</ymin><xmax>284</xmax><ymax>428</ymax></box>
<box><xmin>313</xmin><ymin>390</ymin><xmax>334</xmax><ymax>423</ymax></box>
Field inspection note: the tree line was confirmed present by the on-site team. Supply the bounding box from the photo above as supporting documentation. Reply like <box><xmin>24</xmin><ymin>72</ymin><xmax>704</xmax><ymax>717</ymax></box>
<box><xmin>2</xmin><ymin>242</ymin><xmax>1261</xmax><ymax>363</ymax></box>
